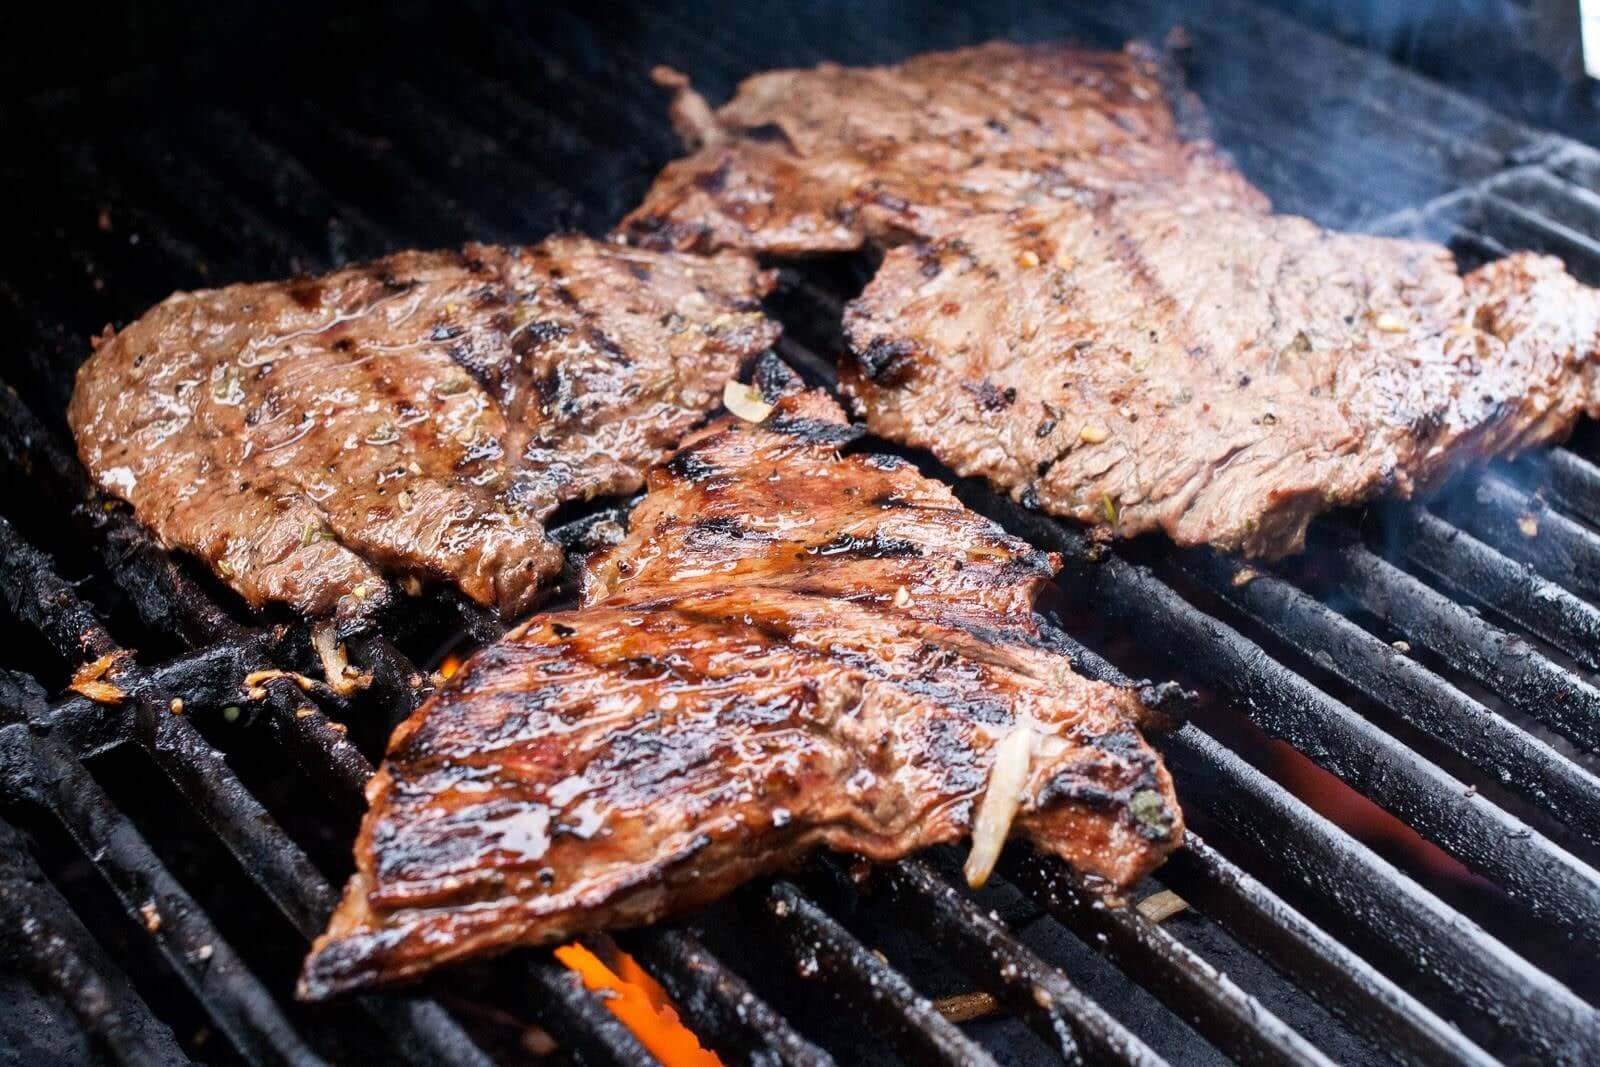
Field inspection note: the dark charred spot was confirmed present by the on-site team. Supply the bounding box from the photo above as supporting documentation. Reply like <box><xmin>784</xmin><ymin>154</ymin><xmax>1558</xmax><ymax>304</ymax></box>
<box><xmin>375</xmin><ymin>272</ymin><xmax>415</xmax><ymax>293</ymax></box>
<box><xmin>985</xmin><ymin>117</ymin><xmax>1010</xmax><ymax>134</ymax></box>
<box><xmin>918</xmin><ymin>249</ymin><xmax>943</xmax><ymax>278</ymax></box>
<box><xmin>1036</xmin><ymin>418</ymin><xmax>1057</xmax><ymax>438</ymax></box>
<box><xmin>962</xmin><ymin>379</ymin><xmax>1016</xmax><ymax>411</ymax></box>
<box><xmin>550</xmin><ymin>283</ymin><xmax>580</xmax><ymax>307</ymax></box>
<box><xmin>472</xmin><ymin>284</ymin><xmax>507</xmax><ymax>307</ymax></box>
<box><xmin>874</xmin><ymin>191</ymin><xmax>911</xmax><ymax>213</ymax></box>
<box><xmin>551</xmin><ymin>622</ymin><xmax>577</xmax><ymax>638</ymax></box>
<box><xmin>692</xmin><ymin>158</ymin><xmax>732</xmax><ymax>193</ymax></box>
<box><xmin>288</xmin><ymin>279</ymin><xmax>324</xmax><ymax>309</ymax></box>
<box><xmin>586</xmin><ymin>326</ymin><xmax>629</xmax><ymax>363</ymax></box>
<box><xmin>809</xmin><ymin>533</ymin><xmax>923</xmax><ymax>559</ymax></box>
<box><xmin>665</xmin><ymin>451</ymin><xmax>719</xmax><ymax>482</ymax></box>
<box><xmin>765</xmin><ymin>416</ymin><xmax>864</xmax><ymax>448</ymax></box>
<box><xmin>332</xmin><ymin>338</ymin><xmax>355</xmax><ymax>352</ymax></box>
<box><xmin>626</xmin><ymin>261</ymin><xmax>652</xmax><ymax>282</ymax></box>
<box><xmin>855</xmin><ymin>337</ymin><xmax>919</xmax><ymax>386</ymax></box>
<box><xmin>688</xmin><ymin>515</ymin><xmax>748</xmax><ymax>541</ymax></box>
<box><xmin>431</xmin><ymin>324</ymin><xmax>465</xmax><ymax>343</ymax></box>
<box><xmin>514</xmin><ymin>320</ymin><xmax>573</xmax><ymax>360</ymax></box>
<box><xmin>863</xmin><ymin>454</ymin><xmax>907</xmax><ymax>473</ymax></box>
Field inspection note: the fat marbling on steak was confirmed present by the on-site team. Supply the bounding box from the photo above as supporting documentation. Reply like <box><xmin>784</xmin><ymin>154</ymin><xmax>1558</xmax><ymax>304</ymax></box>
<box><xmin>843</xmin><ymin>197</ymin><xmax>1600</xmax><ymax>557</ymax></box>
<box><xmin>298</xmin><ymin>373</ymin><xmax>1180</xmax><ymax>997</ymax></box>
<box><xmin>69</xmin><ymin>238</ymin><xmax>779</xmax><ymax>624</ymax></box>
<box><xmin>620</xmin><ymin>40</ymin><xmax>1267</xmax><ymax>255</ymax></box>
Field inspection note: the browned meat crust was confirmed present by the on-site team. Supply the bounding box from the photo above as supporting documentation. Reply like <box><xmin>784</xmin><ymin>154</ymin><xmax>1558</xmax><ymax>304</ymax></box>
<box><xmin>843</xmin><ymin>199</ymin><xmax>1600</xmax><ymax>557</ymax></box>
<box><xmin>69</xmin><ymin>238</ymin><xmax>779</xmax><ymax>623</ymax></box>
<box><xmin>619</xmin><ymin>41</ymin><xmax>1267</xmax><ymax>255</ymax></box>
<box><xmin>298</xmin><ymin>381</ymin><xmax>1180</xmax><ymax>998</ymax></box>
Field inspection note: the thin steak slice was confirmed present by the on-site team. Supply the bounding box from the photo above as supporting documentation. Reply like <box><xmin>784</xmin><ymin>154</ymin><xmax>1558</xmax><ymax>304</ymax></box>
<box><xmin>298</xmin><ymin>376</ymin><xmax>1180</xmax><ymax>997</ymax></box>
<box><xmin>620</xmin><ymin>40</ymin><xmax>1267</xmax><ymax>255</ymax></box>
<box><xmin>843</xmin><ymin>198</ymin><xmax>1600</xmax><ymax>557</ymax></box>
<box><xmin>70</xmin><ymin>238</ymin><xmax>779</xmax><ymax>624</ymax></box>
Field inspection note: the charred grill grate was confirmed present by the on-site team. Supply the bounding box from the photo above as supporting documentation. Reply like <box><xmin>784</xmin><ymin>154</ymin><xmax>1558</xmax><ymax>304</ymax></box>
<box><xmin>2</xmin><ymin>0</ymin><xmax>1600</xmax><ymax>1063</ymax></box>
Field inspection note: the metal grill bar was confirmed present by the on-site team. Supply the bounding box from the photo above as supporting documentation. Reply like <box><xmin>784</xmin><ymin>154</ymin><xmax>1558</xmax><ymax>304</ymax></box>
<box><xmin>998</xmin><ymin>850</ymin><xmax>1332</xmax><ymax>1067</ymax></box>
<box><xmin>1165</xmin><ymin>727</ymin><xmax>1600</xmax><ymax>1059</ymax></box>
<box><xmin>1176</xmin><ymin>547</ymin><xmax>1600</xmax><ymax>846</ymax></box>
<box><xmin>0</xmin><ymin>816</ymin><xmax>188</xmax><ymax>1066</ymax></box>
<box><xmin>1460</xmin><ymin>473</ymin><xmax>1600</xmax><ymax>600</ymax></box>
<box><xmin>1384</xmin><ymin>505</ymin><xmax>1600</xmax><ymax>669</ymax></box>
<box><xmin>620</xmin><ymin>926</ymin><xmax>835</xmax><ymax>1067</ymax></box>
<box><xmin>982</xmin><ymin>496</ymin><xmax>1600</xmax><ymax>956</ymax></box>
<box><xmin>1334</xmin><ymin>540</ymin><xmax>1600</xmax><ymax>753</ymax></box>
<box><xmin>873</xmin><ymin>857</ymin><xmax>1162</xmax><ymax>1066</ymax></box>
<box><xmin>0</xmin><ymin>517</ymin><xmax>495</xmax><ymax>1066</ymax></box>
<box><xmin>762</xmin><ymin>881</ymin><xmax>997</xmax><ymax>1067</ymax></box>
<box><xmin>1157</xmin><ymin>836</ymin><xmax>1496</xmax><ymax>1067</ymax></box>
<box><xmin>0</xmin><ymin>720</ymin><xmax>318</xmax><ymax>1066</ymax></box>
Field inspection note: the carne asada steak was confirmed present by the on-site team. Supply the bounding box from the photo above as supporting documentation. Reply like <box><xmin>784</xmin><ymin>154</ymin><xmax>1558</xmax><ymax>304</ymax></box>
<box><xmin>299</xmin><ymin>376</ymin><xmax>1180</xmax><ymax>997</ymax></box>
<box><xmin>620</xmin><ymin>41</ymin><xmax>1267</xmax><ymax>255</ymax></box>
<box><xmin>843</xmin><ymin>198</ymin><xmax>1600</xmax><ymax>557</ymax></box>
<box><xmin>69</xmin><ymin>238</ymin><xmax>779</xmax><ymax>623</ymax></box>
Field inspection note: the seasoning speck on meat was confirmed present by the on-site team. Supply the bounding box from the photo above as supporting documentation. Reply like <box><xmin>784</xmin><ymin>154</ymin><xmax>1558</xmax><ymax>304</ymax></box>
<box><xmin>298</xmin><ymin>372</ymin><xmax>1179</xmax><ymax>998</ymax></box>
<box><xmin>619</xmin><ymin>41</ymin><xmax>1266</xmax><ymax>256</ymax></box>
<box><xmin>69</xmin><ymin>238</ymin><xmax>779</xmax><ymax>622</ymax></box>
<box><xmin>843</xmin><ymin>198</ymin><xmax>1600</xmax><ymax>558</ymax></box>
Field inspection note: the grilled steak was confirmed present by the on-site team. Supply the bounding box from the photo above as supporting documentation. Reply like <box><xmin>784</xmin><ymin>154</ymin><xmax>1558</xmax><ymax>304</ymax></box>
<box><xmin>843</xmin><ymin>198</ymin><xmax>1600</xmax><ymax>557</ymax></box>
<box><xmin>299</xmin><ymin>374</ymin><xmax>1179</xmax><ymax>997</ymax></box>
<box><xmin>69</xmin><ymin>239</ymin><xmax>779</xmax><ymax>623</ymax></box>
<box><xmin>620</xmin><ymin>41</ymin><xmax>1266</xmax><ymax>255</ymax></box>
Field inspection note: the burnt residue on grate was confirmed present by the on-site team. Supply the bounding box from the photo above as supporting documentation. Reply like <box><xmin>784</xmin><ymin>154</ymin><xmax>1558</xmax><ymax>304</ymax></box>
<box><xmin>3</xmin><ymin>1</ymin><xmax>1600</xmax><ymax>1064</ymax></box>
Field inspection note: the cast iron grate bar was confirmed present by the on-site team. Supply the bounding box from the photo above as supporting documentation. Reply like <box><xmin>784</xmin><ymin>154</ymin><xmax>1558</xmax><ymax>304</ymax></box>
<box><xmin>1382</xmin><ymin>505</ymin><xmax>1600</xmax><ymax>670</ymax></box>
<box><xmin>761</xmin><ymin>880</ymin><xmax>998</xmax><ymax>1067</ymax></box>
<box><xmin>1174</xmin><ymin>546</ymin><xmax>1600</xmax><ymax>848</ymax></box>
<box><xmin>1332</xmin><ymin>539</ymin><xmax>1600</xmax><ymax>754</ymax></box>
<box><xmin>0</xmin><ymin>816</ymin><xmax>188</xmax><ymax>1065</ymax></box>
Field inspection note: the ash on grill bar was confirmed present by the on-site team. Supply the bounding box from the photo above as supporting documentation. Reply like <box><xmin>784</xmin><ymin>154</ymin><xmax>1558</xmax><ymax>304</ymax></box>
<box><xmin>5</xmin><ymin>2</ymin><xmax>1600</xmax><ymax>1066</ymax></box>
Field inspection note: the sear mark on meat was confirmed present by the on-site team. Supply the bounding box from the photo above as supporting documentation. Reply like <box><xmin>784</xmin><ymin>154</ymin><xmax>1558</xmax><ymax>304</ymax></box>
<box><xmin>842</xmin><ymin>198</ymin><xmax>1600</xmax><ymax>558</ymax></box>
<box><xmin>298</xmin><ymin>378</ymin><xmax>1179</xmax><ymax>997</ymax></box>
<box><xmin>618</xmin><ymin>40</ymin><xmax>1267</xmax><ymax>256</ymax></box>
<box><xmin>69</xmin><ymin>238</ymin><xmax>779</xmax><ymax>623</ymax></box>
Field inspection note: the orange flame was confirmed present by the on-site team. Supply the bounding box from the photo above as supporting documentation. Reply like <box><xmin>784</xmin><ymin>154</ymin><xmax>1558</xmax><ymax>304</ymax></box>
<box><xmin>554</xmin><ymin>942</ymin><xmax>723</xmax><ymax>1066</ymax></box>
<box><xmin>437</xmin><ymin>653</ymin><xmax>464</xmax><ymax>679</ymax></box>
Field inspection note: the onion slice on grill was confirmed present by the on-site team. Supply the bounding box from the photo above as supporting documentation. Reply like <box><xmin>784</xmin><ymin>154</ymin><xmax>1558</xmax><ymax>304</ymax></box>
<box><xmin>723</xmin><ymin>379</ymin><xmax>773</xmax><ymax>423</ymax></box>
<box><xmin>964</xmin><ymin>725</ymin><xmax>1035</xmax><ymax>888</ymax></box>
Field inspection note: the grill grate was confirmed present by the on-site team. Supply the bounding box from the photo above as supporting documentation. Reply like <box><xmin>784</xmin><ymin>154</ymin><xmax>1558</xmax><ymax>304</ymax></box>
<box><xmin>4</xmin><ymin>0</ymin><xmax>1600</xmax><ymax>1063</ymax></box>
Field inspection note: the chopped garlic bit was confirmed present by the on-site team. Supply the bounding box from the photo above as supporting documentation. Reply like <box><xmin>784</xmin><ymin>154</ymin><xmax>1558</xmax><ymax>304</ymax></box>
<box><xmin>1372</xmin><ymin>312</ymin><xmax>1409</xmax><ymax>333</ymax></box>
<box><xmin>312</xmin><ymin>621</ymin><xmax>373</xmax><ymax>696</ymax></box>
<box><xmin>893</xmin><ymin>585</ymin><xmax>913</xmax><ymax>609</ymax></box>
<box><xmin>243</xmin><ymin>668</ymin><xmax>322</xmax><ymax>700</ymax></box>
<box><xmin>1079</xmin><ymin>423</ymin><xmax>1109</xmax><ymax>444</ymax></box>
<box><xmin>1016</xmin><ymin>249</ymin><xmax>1041</xmax><ymax>269</ymax></box>
<box><xmin>723</xmin><ymin>379</ymin><xmax>773</xmax><ymax>423</ymax></box>
<box><xmin>70</xmin><ymin>651</ymin><xmax>130</xmax><ymax>704</ymax></box>
<box><xmin>964</xmin><ymin>726</ymin><xmax>1035</xmax><ymax>888</ymax></box>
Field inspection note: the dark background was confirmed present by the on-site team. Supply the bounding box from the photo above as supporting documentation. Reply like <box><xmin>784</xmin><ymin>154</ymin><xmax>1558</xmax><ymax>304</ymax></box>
<box><xmin>3</xmin><ymin>1</ymin><xmax>1597</xmax><ymax>142</ymax></box>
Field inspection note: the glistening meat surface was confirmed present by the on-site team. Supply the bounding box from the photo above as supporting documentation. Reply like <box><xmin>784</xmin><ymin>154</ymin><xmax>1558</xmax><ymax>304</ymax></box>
<box><xmin>299</xmin><ymin>377</ymin><xmax>1180</xmax><ymax>997</ymax></box>
<box><xmin>620</xmin><ymin>40</ymin><xmax>1266</xmax><ymax>255</ymax></box>
<box><xmin>69</xmin><ymin>238</ymin><xmax>778</xmax><ymax>623</ymax></box>
<box><xmin>843</xmin><ymin>198</ymin><xmax>1600</xmax><ymax>557</ymax></box>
